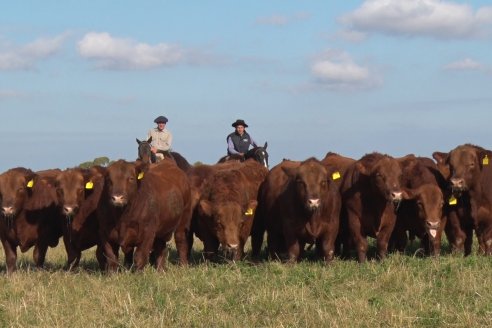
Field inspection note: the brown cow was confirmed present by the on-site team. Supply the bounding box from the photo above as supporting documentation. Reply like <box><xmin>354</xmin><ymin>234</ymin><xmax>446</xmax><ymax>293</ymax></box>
<box><xmin>252</xmin><ymin>158</ymin><xmax>341</xmax><ymax>263</ymax></box>
<box><xmin>42</xmin><ymin>167</ymin><xmax>105</xmax><ymax>269</ymax></box>
<box><xmin>391</xmin><ymin>156</ymin><xmax>446</xmax><ymax>256</ymax></box>
<box><xmin>0</xmin><ymin>168</ymin><xmax>62</xmax><ymax>272</ymax></box>
<box><xmin>195</xmin><ymin>160</ymin><xmax>268</xmax><ymax>260</ymax></box>
<box><xmin>118</xmin><ymin>159</ymin><xmax>193</xmax><ymax>270</ymax></box>
<box><xmin>433</xmin><ymin>144</ymin><xmax>492</xmax><ymax>255</ymax></box>
<box><xmin>341</xmin><ymin>153</ymin><xmax>408</xmax><ymax>262</ymax></box>
<box><xmin>96</xmin><ymin>159</ymin><xmax>146</xmax><ymax>271</ymax></box>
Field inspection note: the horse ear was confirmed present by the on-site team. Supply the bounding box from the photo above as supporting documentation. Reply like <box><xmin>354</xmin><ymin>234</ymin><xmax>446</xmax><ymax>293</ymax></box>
<box><xmin>136</xmin><ymin>138</ymin><xmax>142</xmax><ymax>144</ymax></box>
<box><xmin>263</xmin><ymin>142</ymin><xmax>268</xmax><ymax>149</ymax></box>
<box><xmin>147</xmin><ymin>136</ymin><xmax>152</xmax><ymax>143</ymax></box>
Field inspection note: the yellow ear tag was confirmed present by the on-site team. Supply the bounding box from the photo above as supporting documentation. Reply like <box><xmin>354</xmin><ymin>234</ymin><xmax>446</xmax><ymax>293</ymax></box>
<box><xmin>483</xmin><ymin>155</ymin><xmax>489</xmax><ymax>166</ymax></box>
<box><xmin>27</xmin><ymin>180</ymin><xmax>34</xmax><ymax>188</ymax></box>
<box><xmin>449</xmin><ymin>196</ymin><xmax>458</xmax><ymax>206</ymax></box>
<box><xmin>137</xmin><ymin>172</ymin><xmax>144</xmax><ymax>180</ymax></box>
<box><xmin>244</xmin><ymin>208</ymin><xmax>254</xmax><ymax>216</ymax></box>
<box><xmin>332</xmin><ymin>171</ymin><xmax>341</xmax><ymax>180</ymax></box>
<box><xmin>85</xmin><ymin>181</ymin><xmax>94</xmax><ymax>190</ymax></box>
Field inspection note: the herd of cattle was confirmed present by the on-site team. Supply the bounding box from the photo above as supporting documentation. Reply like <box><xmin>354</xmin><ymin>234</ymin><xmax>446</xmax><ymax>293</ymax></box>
<box><xmin>0</xmin><ymin>143</ymin><xmax>491</xmax><ymax>273</ymax></box>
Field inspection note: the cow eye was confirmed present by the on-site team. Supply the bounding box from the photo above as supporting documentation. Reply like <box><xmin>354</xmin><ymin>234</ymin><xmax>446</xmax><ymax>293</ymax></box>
<box><xmin>320</xmin><ymin>180</ymin><xmax>327</xmax><ymax>187</ymax></box>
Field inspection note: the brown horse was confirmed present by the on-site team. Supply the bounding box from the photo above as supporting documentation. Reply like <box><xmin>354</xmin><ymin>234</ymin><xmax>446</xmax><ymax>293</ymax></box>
<box><xmin>136</xmin><ymin>137</ymin><xmax>191</xmax><ymax>172</ymax></box>
<box><xmin>218</xmin><ymin>142</ymin><xmax>269</xmax><ymax>168</ymax></box>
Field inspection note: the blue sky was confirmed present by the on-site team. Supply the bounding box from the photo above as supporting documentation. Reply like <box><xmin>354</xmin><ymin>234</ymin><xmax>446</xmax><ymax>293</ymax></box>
<box><xmin>1</xmin><ymin>0</ymin><xmax>491</xmax><ymax>171</ymax></box>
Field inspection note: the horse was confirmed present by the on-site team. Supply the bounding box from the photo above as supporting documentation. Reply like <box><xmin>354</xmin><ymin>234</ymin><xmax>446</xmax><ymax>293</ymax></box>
<box><xmin>136</xmin><ymin>137</ymin><xmax>192</xmax><ymax>172</ymax></box>
<box><xmin>218</xmin><ymin>142</ymin><xmax>269</xmax><ymax>168</ymax></box>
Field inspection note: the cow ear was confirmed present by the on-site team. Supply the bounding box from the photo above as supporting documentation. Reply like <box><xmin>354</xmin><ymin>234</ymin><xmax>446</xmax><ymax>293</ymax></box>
<box><xmin>432</xmin><ymin>152</ymin><xmax>448</xmax><ymax>165</ymax></box>
<box><xmin>198</xmin><ymin>200</ymin><xmax>213</xmax><ymax>217</ymax></box>
<box><xmin>281</xmin><ymin>166</ymin><xmax>297</xmax><ymax>179</ymax></box>
<box><xmin>355</xmin><ymin>161</ymin><xmax>370</xmax><ymax>176</ymax></box>
<box><xmin>402</xmin><ymin>188</ymin><xmax>417</xmax><ymax>200</ymax></box>
<box><xmin>244</xmin><ymin>200</ymin><xmax>258</xmax><ymax>216</ymax></box>
<box><xmin>477</xmin><ymin>150</ymin><xmax>489</xmax><ymax>170</ymax></box>
<box><xmin>24</xmin><ymin>175</ymin><xmax>58</xmax><ymax>210</ymax></box>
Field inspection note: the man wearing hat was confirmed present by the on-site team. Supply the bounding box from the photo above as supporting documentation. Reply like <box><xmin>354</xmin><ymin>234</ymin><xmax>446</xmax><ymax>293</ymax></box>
<box><xmin>148</xmin><ymin>115</ymin><xmax>173</xmax><ymax>162</ymax></box>
<box><xmin>227</xmin><ymin>119</ymin><xmax>258</xmax><ymax>157</ymax></box>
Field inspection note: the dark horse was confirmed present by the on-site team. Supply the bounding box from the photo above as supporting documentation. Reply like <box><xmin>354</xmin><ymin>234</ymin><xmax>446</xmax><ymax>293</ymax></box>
<box><xmin>136</xmin><ymin>137</ymin><xmax>191</xmax><ymax>172</ymax></box>
<box><xmin>218</xmin><ymin>142</ymin><xmax>269</xmax><ymax>168</ymax></box>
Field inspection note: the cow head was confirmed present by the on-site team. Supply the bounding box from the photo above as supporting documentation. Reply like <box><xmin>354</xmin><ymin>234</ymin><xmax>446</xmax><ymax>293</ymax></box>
<box><xmin>436</xmin><ymin>145</ymin><xmax>486</xmax><ymax>196</ymax></box>
<box><xmin>0</xmin><ymin>168</ymin><xmax>35</xmax><ymax>219</ymax></box>
<box><xmin>282</xmin><ymin>159</ymin><xmax>330</xmax><ymax>214</ymax></box>
<box><xmin>105</xmin><ymin>160</ymin><xmax>145</xmax><ymax>207</ymax></box>
<box><xmin>54</xmin><ymin>168</ymin><xmax>103</xmax><ymax>219</ymax></box>
<box><xmin>198</xmin><ymin>199</ymin><xmax>257</xmax><ymax>259</ymax></box>
<box><xmin>357</xmin><ymin>155</ymin><xmax>405</xmax><ymax>206</ymax></box>
<box><xmin>405</xmin><ymin>184</ymin><xmax>444</xmax><ymax>240</ymax></box>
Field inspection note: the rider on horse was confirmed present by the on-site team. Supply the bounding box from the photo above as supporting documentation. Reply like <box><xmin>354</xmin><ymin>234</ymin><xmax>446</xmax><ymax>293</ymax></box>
<box><xmin>148</xmin><ymin>115</ymin><xmax>173</xmax><ymax>163</ymax></box>
<box><xmin>227</xmin><ymin>119</ymin><xmax>258</xmax><ymax>160</ymax></box>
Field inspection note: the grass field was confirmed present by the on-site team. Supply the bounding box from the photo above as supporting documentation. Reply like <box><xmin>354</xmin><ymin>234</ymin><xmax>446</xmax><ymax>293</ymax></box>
<box><xmin>0</xmin><ymin>240</ymin><xmax>491</xmax><ymax>327</ymax></box>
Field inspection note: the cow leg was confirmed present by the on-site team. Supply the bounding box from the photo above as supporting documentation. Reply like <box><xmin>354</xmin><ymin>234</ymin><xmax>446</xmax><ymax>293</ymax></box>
<box><xmin>174</xmin><ymin>227</ymin><xmax>189</xmax><ymax>266</ymax></box>
<box><xmin>152</xmin><ymin>240</ymin><xmax>168</xmax><ymax>271</ymax></box>
<box><xmin>1</xmin><ymin>239</ymin><xmax>18</xmax><ymax>273</ymax></box>
<box><xmin>33</xmin><ymin>242</ymin><xmax>49</xmax><ymax>268</ymax></box>
<box><xmin>445</xmin><ymin>211</ymin><xmax>465</xmax><ymax>253</ymax></box>
<box><xmin>123</xmin><ymin>248</ymin><xmax>134</xmax><ymax>269</ymax></box>
<box><xmin>251</xmin><ymin>212</ymin><xmax>265</xmax><ymax>259</ymax></box>
<box><xmin>284</xmin><ymin>231</ymin><xmax>301</xmax><ymax>263</ymax></box>
<box><xmin>134</xmin><ymin>234</ymin><xmax>154</xmax><ymax>270</ymax></box>
<box><xmin>103</xmin><ymin>241</ymin><xmax>119</xmax><ymax>272</ymax></box>
<box><xmin>266</xmin><ymin>229</ymin><xmax>281</xmax><ymax>260</ymax></box>
<box><xmin>96</xmin><ymin>245</ymin><xmax>106</xmax><ymax>271</ymax></box>
<box><xmin>317</xmin><ymin>235</ymin><xmax>336</xmax><ymax>264</ymax></box>
<box><xmin>347</xmin><ymin>212</ymin><xmax>368</xmax><ymax>263</ymax></box>
<box><xmin>464</xmin><ymin>227</ymin><xmax>474</xmax><ymax>256</ymax></box>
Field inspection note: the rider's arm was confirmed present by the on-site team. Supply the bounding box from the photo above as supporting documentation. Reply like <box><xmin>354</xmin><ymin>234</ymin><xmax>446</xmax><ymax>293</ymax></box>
<box><xmin>227</xmin><ymin>137</ymin><xmax>240</xmax><ymax>155</ymax></box>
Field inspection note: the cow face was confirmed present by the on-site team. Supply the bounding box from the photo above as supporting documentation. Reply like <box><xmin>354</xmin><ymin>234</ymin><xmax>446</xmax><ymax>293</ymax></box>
<box><xmin>447</xmin><ymin>146</ymin><xmax>485</xmax><ymax>195</ymax></box>
<box><xmin>0</xmin><ymin>168</ymin><xmax>35</xmax><ymax>219</ymax></box>
<box><xmin>359</xmin><ymin>157</ymin><xmax>404</xmax><ymax>204</ymax></box>
<box><xmin>106</xmin><ymin>160</ymin><xmax>144</xmax><ymax>207</ymax></box>
<box><xmin>407</xmin><ymin>184</ymin><xmax>444</xmax><ymax>240</ymax></box>
<box><xmin>55</xmin><ymin>169</ymin><xmax>98</xmax><ymax>218</ymax></box>
<box><xmin>199</xmin><ymin>199</ymin><xmax>257</xmax><ymax>258</ymax></box>
<box><xmin>283</xmin><ymin>160</ymin><xmax>330</xmax><ymax>213</ymax></box>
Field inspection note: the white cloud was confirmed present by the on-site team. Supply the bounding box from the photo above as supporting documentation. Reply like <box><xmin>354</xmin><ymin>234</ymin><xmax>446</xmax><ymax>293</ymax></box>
<box><xmin>444</xmin><ymin>58</ymin><xmax>483</xmax><ymax>70</ymax></box>
<box><xmin>78</xmin><ymin>32</ymin><xmax>185</xmax><ymax>69</ymax></box>
<box><xmin>256</xmin><ymin>12</ymin><xmax>311</xmax><ymax>26</ymax></box>
<box><xmin>340</xmin><ymin>0</ymin><xmax>492</xmax><ymax>39</ymax></box>
<box><xmin>0</xmin><ymin>34</ymin><xmax>67</xmax><ymax>70</ymax></box>
<box><xmin>311</xmin><ymin>50</ymin><xmax>380</xmax><ymax>90</ymax></box>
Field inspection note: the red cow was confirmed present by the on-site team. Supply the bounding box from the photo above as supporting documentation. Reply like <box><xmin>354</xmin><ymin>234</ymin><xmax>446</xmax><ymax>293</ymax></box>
<box><xmin>96</xmin><ymin>160</ymin><xmax>146</xmax><ymax>271</ymax></box>
<box><xmin>0</xmin><ymin>168</ymin><xmax>62</xmax><ymax>272</ymax></box>
<box><xmin>433</xmin><ymin>144</ymin><xmax>492</xmax><ymax>255</ymax></box>
<box><xmin>42</xmin><ymin>167</ymin><xmax>105</xmax><ymax>269</ymax></box>
<box><xmin>195</xmin><ymin>160</ymin><xmax>268</xmax><ymax>260</ymax></box>
<box><xmin>341</xmin><ymin>153</ymin><xmax>408</xmax><ymax>262</ymax></box>
<box><xmin>252</xmin><ymin>158</ymin><xmax>341</xmax><ymax>263</ymax></box>
<box><xmin>118</xmin><ymin>160</ymin><xmax>193</xmax><ymax>270</ymax></box>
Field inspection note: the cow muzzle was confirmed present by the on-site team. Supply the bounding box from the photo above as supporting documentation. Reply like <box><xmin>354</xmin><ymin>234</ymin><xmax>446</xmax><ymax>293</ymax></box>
<box><xmin>111</xmin><ymin>194</ymin><xmax>128</xmax><ymax>207</ymax></box>
<box><xmin>306</xmin><ymin>198</ymin><xmax>320</xmax><ymax>211</ymax></box>
<box><xmin>1</xmin><ymin>206</ymin><xmax>16</xmax><ymax>218</ymax></box>
<box><xmin>63</xmin><ymin>205</ymin><xmax>79</xmax><ymax>217</ymax></box>
<box><xmin>426</xmin><ymin>221</ymin><xmax>440</xmax><ymax>239</ymax></box>
<box><xmin>450</xmin><ymin>178</ymin><xmax>467</xmax><ymax>194</ymax></box>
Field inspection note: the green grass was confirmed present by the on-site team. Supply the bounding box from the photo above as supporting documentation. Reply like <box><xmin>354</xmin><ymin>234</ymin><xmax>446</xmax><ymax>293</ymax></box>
<box><xmin>0</xmin><ymin>240</ymin><xmax>491</xmax><ymax>327</ymax></box>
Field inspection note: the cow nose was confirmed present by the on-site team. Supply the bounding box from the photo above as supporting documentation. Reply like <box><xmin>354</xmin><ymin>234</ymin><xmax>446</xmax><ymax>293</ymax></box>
<box><xmin>426</xmin><ymin>221</ymin><xmax>440</xmax><ymax>229</ymax></box>
<box><xmin>391</xmin><ymin>192</ymin><xmax>403</xmax><ymax>201</ymax></box>
<box><xmin>63</xmin><ymin>206</ymin><xmax>78</xmax><ymax>216</ymax></box>
<box><xmin>227</xmin><ymin>243</ymin><xmax>238</xmax><ymax>249</ymax></box>
<box><xmin>451</xmin><ymin>178</ymin><xmax>465</xmax><ymax>188</ymax></box>
<box><xmin>2</xmin><ymin>206</ymin><xmax>15</xmax><ymax>216</ymax></box>
<box><xmin>111</xmin><ymin>195</ymin><xmax>126</xmax><ymax>206</ymax></box>
<box><xmin>307</xmin><ymin>198</ymin><xmax>320</xmax><ymax>209</ymax></box>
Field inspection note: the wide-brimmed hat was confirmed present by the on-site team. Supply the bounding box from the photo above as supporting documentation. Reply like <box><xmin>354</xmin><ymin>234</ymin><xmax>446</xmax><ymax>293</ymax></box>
<box><xmin>232</xmin><ymin>119</ymin><xmax>248</xmax><ymax>128</ymax></box>
<box><xmin>154</xmin><ymin>116</ymin><xmax>168</xmax><ymax>124</ymax></box>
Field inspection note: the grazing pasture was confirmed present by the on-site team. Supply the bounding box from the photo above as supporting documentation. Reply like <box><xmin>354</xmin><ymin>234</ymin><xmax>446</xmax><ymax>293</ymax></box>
<box><xmin>0</xmin><ymin>241</ymin><xmax>491</xmax><ymax>327</ymax></box>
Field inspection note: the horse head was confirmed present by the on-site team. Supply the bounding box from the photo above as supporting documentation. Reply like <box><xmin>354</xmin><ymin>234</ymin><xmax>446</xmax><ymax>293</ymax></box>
<box><xmin>245</xmin><ymin>142</ymin><xmax>269</xmax><ymax>168</ymax></box>
<box><xmin>136</xmin><ymin>137</ymin><xmax>152</xmax><ymax>164</ymax></box>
